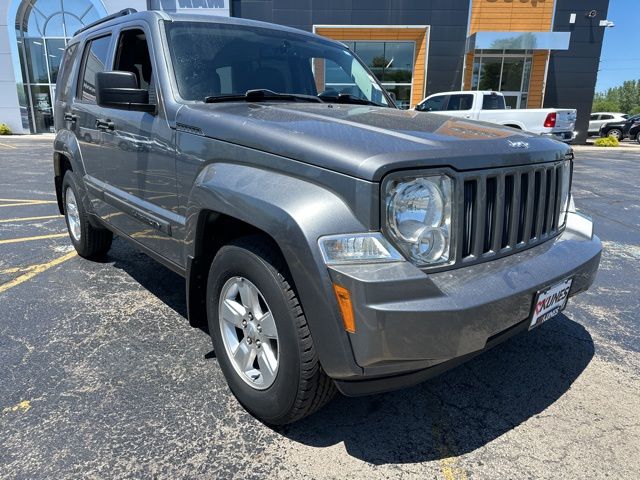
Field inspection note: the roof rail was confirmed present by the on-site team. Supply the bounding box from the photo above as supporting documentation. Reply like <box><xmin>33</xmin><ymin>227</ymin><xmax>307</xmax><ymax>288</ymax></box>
<box><xmin>73</xmin><ymin>8</ymin><xmax>137</xmax><ymax>36</ymax></box>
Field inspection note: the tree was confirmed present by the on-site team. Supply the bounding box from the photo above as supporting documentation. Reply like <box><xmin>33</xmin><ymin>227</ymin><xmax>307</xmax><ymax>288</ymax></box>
<box><xmin>593</xmin><ymin>79</ymin><xmax>640</xmax><ymax>114</ymax></box>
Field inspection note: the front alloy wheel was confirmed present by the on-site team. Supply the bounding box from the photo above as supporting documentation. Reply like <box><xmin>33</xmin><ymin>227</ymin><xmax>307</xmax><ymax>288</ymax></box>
<box><xmin>607</xmin><ymin>128</ymin><xmax>623</xmax><ymax>140</ymax></box>
<box><xmin>207</xmin><ymin>237</ymin><xmax>336</xmax><ymax>425</ymax></box>
<box><xmin>218</xmin><ymin>276</ymin><xmax>279</xmax><ymax>390</ymax></box>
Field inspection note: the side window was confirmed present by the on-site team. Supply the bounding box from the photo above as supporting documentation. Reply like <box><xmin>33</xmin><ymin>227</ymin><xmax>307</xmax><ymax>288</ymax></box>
<box><xmin>78</xmin><ymin>35</ymin><xmax>112</xmax><ymax>102</ymax></box>
<box><xmin>418</xmin><ymin>95</ymin><xmax>447</xmax><ymax>112</ymax></box>
<box><xmin>446</xmin><ymin>94</ymin><xmax>473</xmax><ymax>111</ymax></box>
<box><xmin>482</xmin><ymin>94</ymin><xmax>505</xmax><ymax>110</ymax></box>
<box><xmin>589</xmin><ymin>114</ymin><xmax>599</xmax><ymax>121</ymax></box>
<box><xmin>601</xmin><ymin>114</ymin><xmax>613</xmax><ymax>120</ymax></box>
<box><xmin>113</xmin><ymin>29</ymin><xmax>154</xmax><ymax>101</ymax></box>
<box><xmin>56</xmin><ymin>43</ymin><xmax>78</xmax><ymax>101</ymax></box>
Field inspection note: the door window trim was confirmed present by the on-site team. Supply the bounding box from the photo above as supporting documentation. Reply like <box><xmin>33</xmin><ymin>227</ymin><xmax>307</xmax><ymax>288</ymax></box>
<box><xmin>75</xmin><ymin>32</ymin><xmax>113</xmax><ymax>104</ymax></box>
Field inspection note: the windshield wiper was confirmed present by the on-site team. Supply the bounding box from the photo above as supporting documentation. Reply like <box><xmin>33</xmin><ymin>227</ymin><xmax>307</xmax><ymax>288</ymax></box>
<box><xmin>205</xmin><ymin>89</ymin><xmax>323</xmax><ymax>104</ymax></box>
<box><xmin>318</xmin><ymin>93</ymin><xmax>385</xmax><ymax>107</ymax></box>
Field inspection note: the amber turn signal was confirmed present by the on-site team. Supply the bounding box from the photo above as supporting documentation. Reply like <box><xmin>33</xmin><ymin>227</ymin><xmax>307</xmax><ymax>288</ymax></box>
<box><xmin>333</xmin><ymin>283</ymin><xmax>356</xmax><ymax>333</ymax></box>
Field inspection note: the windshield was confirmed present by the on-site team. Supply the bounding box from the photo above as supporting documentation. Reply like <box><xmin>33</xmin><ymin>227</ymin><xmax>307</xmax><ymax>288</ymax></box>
<box><xmin>164</xmin><ymin>21</ymin><xmax>390</xmax><ymax>106</ymax></box>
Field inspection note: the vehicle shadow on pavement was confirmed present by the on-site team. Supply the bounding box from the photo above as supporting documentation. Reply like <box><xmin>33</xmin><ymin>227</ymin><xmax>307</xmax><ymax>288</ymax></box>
<box><xmin>108</xmin><ymin>239</ymin><xmax>189</xmax><ymax>319</ymax></box>
<box><xmin>277</xmin><ymin>315</ymin><xmax>594</xmax><ymax>464</ymax></box>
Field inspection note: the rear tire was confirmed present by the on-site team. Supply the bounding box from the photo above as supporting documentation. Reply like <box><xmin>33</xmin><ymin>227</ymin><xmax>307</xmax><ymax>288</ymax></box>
<box><xmin>635</xmin><ymin>131</ymin><xmax>640</xmax><ymax>144</ymax></box>
<box><xmin>62</xmin><ymin>171</ymin><xmax>113</xmax><ymax>259</ymax></box>
<box><xmin>206</xmin><ymin>236</ymin><xmax>336</xmax><ymax>425</ymax></box>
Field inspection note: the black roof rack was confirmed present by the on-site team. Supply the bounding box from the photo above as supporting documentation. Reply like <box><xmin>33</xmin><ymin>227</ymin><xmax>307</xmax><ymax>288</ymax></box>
<box><xmin>74</xmin><ymin>8</ymin><xmax>137</xmax><ymax>36</ymax></box>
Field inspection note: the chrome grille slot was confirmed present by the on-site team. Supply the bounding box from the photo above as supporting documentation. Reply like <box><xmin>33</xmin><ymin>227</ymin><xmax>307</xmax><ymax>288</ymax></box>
<box><xmin>459</xmin><ymin>161</ymin><xmax>566</xmax><ymax>264</ymax></box>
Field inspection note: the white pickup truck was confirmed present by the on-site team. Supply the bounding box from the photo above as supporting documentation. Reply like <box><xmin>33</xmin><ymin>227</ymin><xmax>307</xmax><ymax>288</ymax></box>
<box><xmin>415</xmin><ymin>91</ymin><xmax>576</xmax><ymax>143</ymax></box>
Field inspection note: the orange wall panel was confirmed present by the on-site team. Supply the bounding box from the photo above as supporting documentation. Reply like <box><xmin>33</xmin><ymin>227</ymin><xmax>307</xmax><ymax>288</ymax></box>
<box><xmin>527</xmin><ymin>51</ymin><xmax>549</xmax><ymax>108</ymax></box>
<box><xmin>470</xmin><ymin>0</ymin><xmax>556</xmax><ymax>34</ymax></box>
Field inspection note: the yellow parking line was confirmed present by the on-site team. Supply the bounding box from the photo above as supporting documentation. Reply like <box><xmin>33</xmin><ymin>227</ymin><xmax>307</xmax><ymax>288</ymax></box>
<box><xmin>439</xmin><ymin>456</ymin><xmax>468</xmax><ymax>480</ymax></box>
<box><xmin>0</xmin><ymin>198</ymin><xmax>53</xmax><ymax>203</ymax></box>
<box><xmin>0</xmin><ymin>232</ymin><xmax>67</xmax><ymax>245</ymax></box>
<box><xmin>2</xmin><ymin>400</ymin><xmax>31</xmax><ymax>414</ymax></box>
<box><xmin>0</xmin><ymin>142</ymin><xmax>17</xmax><ymax>149</ymax></box>
<box><xmin>432</xmin><ymin>425</ymin><xmax>468</xmax><ymax>480</ymax></box>
<box><xmin>0</xmin><ymin>264</ymin><xmax>40</xmax><ymax>275</ymax></box>
<box><xmin>0</xmin><ymin>215</ymin><xmax>61</xmax><ymax>223</ymax></box>
<box><xmin>0</xmin><ymin>201</ymin><xmax>58</xmax><ymax>208</ymax></box>
<box><xmin>0</xmin><ymin>251</ymin><xmax>76</xmax><ymax>295</ymax></box>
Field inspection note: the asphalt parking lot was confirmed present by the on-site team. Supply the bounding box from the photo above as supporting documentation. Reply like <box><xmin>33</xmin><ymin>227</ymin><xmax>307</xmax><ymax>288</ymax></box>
<box><xmin>1</xmin><ymin>135</ymin><xmax>638</xmax><ymax>479</ymax></box>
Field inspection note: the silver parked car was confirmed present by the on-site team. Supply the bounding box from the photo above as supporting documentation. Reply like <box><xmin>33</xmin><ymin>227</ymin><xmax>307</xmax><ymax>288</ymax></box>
<box><xmin>588</xmin><ymin>112</ymin><xmax>628</xmax><ymax>136</ymax></box>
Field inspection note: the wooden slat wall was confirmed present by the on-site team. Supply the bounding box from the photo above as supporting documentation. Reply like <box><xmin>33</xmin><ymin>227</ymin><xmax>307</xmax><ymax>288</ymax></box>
<box><xmin>466</xmin><ymin>0</ymin><xmax>555</xmax><ymax>109</ymax></box>
<box><xmin>463</xmin><ymin>53</ymin><xmax>474</xmax><ymax>90</ymax></box>
<box><xmin>469</xmin><ymin>0</ymin><xmax>555</xmax><ymax>34</ymax></box>
<box><xmin>527</xmin><ymin>51</ymin><xmax>548</xmax><ymax>108</ymax></box>
<box><xmin>315</xmin><ymin>27</ymin><xmax>428</xmax><ymax>108</ymax></box>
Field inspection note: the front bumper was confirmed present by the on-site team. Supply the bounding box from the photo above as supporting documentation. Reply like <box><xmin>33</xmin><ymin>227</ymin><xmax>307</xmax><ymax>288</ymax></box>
<box><xmin>327</xmin><ymin>212</ymin><xmax>601</xmax><ymax>395</ymax></box>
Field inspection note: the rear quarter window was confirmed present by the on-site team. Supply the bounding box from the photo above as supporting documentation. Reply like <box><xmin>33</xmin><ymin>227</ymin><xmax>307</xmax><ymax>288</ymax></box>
<box><xmin>56</xmin><ymin>43</ymin><xmax>78</xmax><ymax>102</ymax></box>
<box><xmin>482</xmin><ymin>94</ymin><xmax>505</xmax><ymax>110</ymax></box>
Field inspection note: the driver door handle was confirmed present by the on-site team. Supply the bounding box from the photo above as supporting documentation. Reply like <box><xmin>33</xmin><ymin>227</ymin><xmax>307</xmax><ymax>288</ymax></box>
<box><xmin>96</xmin><ymin>119</ymin><xmax>115</xmax><ymax>131</ymax></box>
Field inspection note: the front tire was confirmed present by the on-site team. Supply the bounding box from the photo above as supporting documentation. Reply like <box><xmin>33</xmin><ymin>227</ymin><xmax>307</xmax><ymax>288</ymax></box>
<box><xmin>607</xmin><ymin>128</ymin><xmax>623</xmax><ymax>140</ymax></box>
<box><xmin>206</xmin><ymin>236</ymin><xmax>336</xmax><ymax>425</ymax></box>
<box><xmin>62</xmin><ymin>171</ymin><xmax>113</xmax><ymax>259</ymax></box>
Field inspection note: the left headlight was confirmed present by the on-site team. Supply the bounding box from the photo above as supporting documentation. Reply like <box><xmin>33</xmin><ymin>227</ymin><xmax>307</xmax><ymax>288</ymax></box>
<box><xmin>384</xmin><ymin>174</ymin><xmax>453</xmax><ymax>266</ymax></box>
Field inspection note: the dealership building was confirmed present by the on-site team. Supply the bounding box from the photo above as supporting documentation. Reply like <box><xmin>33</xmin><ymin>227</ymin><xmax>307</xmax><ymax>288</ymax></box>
<box><xmin>1</xmin><ymin>0</ymin><xmax>610</xmax><ymax>142</ymax></box>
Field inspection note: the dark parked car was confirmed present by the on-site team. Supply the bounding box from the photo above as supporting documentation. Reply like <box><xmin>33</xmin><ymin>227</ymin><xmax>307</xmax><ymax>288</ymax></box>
<box><xmin>53</xmin><ymin>10</ymin><xmax>602</xmax><ymax>424</ymax></box>
<box><xmin>600</xmin><ymin>113</ymin><xmax>640</xmax><ymax>141</ymax></box>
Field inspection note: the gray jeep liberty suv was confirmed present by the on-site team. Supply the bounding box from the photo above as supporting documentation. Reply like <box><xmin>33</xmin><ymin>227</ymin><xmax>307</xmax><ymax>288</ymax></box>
<box><xmin>53</xmin><ymin>9</ymin><xmax>602</xmax><ymax>425</ymax></box>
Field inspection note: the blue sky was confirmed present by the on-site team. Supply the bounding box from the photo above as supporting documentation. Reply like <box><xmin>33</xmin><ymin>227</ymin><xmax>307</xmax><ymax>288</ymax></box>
<box><xmin>595</xmin><ymin>0</ymin><xmax>640</xmax><ymax>92</ymax></box>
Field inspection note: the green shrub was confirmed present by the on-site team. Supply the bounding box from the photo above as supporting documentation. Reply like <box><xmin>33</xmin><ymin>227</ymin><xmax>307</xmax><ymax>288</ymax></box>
<box><xmin>0</xmin><ymin>123</ymin><xmax>11</xmax><ymax>135</ymax></box>
<box><xmin>594</xmin><ymin>136</ymin><xmax>619</xmax><ymax>147</ymax></box>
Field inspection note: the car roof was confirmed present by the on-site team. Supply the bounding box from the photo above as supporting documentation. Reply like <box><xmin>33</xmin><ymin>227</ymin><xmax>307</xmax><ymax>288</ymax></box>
<box><xmin>72</xmin><ymin>10</ymin><xmax>342</xmax><ymax>48</ymax></box>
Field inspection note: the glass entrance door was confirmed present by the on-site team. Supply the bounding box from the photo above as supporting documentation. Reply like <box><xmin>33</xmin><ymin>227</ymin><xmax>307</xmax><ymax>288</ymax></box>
<box><xmin>471</xmin><ymin>50</ymin><xmax>532</xmax><ymax>109</ymax></box>
<box><xmin>502</xmin><ymin>92</ymin><xmax>522</xmax><ymax>109</ymax></box>
<box><xmin>15</xmin><ymin>0</ymin><xmax>105</xmax><ymax>133</ymax></box>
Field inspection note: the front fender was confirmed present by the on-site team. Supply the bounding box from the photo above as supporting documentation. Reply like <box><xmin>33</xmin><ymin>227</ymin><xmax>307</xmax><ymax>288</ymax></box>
<box><xmin>185</xmin><ymin>162</ymin><xmax>368</xmax><ymax>379</ymax></box>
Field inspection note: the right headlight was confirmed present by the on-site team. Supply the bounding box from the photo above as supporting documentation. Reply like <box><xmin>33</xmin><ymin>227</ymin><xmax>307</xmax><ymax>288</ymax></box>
<box><xmin>384</xmin><ymin>174</ymin><xmax>453</xmax><ymax>266</ymax></box>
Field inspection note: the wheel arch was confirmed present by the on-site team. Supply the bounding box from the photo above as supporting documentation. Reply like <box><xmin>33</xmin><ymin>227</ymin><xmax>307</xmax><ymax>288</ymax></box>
<box><xmin>184</xmin><ymin>162</ymin><xmax>367</xmax><ymax>378</ymax></box>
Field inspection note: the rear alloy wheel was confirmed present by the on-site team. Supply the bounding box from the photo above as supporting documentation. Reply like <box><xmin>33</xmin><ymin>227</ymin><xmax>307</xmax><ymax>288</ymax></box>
<box><xmin>62</xmin><ymin>171</ymin><xmax>113</xmax><ymax>259</ymax></box>
<box><xmin>607</xmin><ymin>128</ymin><xmax>623</xmax><ymax>140</ymax></box>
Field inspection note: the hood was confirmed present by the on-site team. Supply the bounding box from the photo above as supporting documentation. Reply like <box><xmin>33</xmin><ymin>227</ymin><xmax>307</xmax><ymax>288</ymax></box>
<box><xmin>176</xmin><ymin>103</ymin><xmax>571</xmax><ymax>181</ymax></box>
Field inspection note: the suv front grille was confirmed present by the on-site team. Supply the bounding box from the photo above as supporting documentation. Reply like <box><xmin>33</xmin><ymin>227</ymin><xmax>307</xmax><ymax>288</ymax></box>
<box><xmin>457</xmin><ymin>160</ymin><xmax>568</xmax><ymax>264</ymax></box>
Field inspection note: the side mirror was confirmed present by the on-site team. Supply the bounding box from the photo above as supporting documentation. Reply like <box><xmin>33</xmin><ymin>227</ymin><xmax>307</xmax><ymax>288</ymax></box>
<box><xmin>96</xmin><ymin>71</ymin><xmax>156</xmax><ymax>113</ymax></box>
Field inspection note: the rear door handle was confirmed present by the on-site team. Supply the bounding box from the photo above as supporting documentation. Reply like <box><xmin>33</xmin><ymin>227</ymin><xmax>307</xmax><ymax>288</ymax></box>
<box><xmin>96</xmin><ymin>119</ymin><xmax>115</xmax><ymax>131</ymax></box>
<box><xmin>64</xmin><ymin>113</ymin><xmax>78</xmax><ymax>123</ymax></box>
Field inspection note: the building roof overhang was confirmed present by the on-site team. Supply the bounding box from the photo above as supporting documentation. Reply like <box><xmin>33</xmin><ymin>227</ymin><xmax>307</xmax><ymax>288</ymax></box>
<box><xmin>466</xmin><ymin>31</ymin><xmax>571</xmax><ymax>52</ymax></box>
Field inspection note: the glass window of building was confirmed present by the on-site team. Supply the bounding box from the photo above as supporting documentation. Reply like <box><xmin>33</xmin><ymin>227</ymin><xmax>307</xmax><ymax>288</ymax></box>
<box><xmin>471</xmin><ymin>49</ymin><xmax>532</xmax><ymax>109</ymax></box>
<box><xmin>324</xmin><ymin>41</ymin><xmax>415</xmax><ymax>109</ymax></box>
<box><xmin>15</xmin><ymin>0</ymin><xmax>106</xmax><ymax>133</ymax></box>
